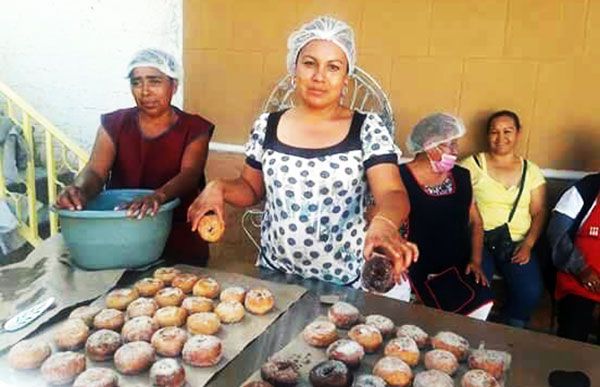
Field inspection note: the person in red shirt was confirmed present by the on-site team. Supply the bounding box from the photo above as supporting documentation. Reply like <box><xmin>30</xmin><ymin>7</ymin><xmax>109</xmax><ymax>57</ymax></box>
<box><xmin>56</xmin><ymin>48</ymin><xmax>214</xmax><ymax>265</ymax></box>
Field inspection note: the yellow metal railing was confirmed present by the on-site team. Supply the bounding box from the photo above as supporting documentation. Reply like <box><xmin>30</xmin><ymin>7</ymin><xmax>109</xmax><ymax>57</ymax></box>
<box><xmin>0</xmin><ymin>80</ymin><xmax>88</xmax><ymax>246</ymax></box>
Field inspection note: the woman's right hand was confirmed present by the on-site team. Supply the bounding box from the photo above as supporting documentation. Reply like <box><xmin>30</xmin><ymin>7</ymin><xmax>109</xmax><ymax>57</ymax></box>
<box><xmin>55</xmin><ymin>186</ymin><xmax>87</xmax><ymax>211</ymax></box>
<box><xmin>187</xmin><ymin>181</ymin><xmax>226</xmax><ymax>232</ymax></box>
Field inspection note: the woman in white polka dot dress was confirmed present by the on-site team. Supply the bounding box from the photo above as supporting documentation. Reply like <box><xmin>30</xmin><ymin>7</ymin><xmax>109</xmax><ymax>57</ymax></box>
<box><xmin>189</xmin><ymin>16</ymin><xmax>418</xmax><ymax>286</ymax></box>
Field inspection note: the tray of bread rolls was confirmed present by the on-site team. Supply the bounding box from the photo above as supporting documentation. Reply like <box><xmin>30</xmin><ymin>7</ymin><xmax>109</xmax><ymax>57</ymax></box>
<box><xmin>1</xmin><ymin>265</ymin><xmax>307</xmax><ymax>387</ymax></box>
<box><xmin>242</xmin><ymin>301</ymin><xmax>511</xmax><ymax>387</ymax></box>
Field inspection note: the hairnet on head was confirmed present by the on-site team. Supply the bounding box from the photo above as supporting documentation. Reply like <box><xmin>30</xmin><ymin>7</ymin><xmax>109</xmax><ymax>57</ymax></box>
<box><xmin>286</xmin><ymin>16</ymin><xmax>356</xmax><ymax>76</ymax></box>
<box><xmin>406</xmin><ymin>113</ymin><xmax>466</xmax><ymax>154</ymax></box>
<box><xmin>126</xmin><ymin>48</ymin><xmax>181</xmax><ymax>80</ymax></box>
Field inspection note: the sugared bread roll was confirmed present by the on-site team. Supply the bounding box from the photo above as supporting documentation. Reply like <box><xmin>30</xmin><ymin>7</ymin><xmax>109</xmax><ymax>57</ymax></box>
<box><xmin>8</xmin><ymin>340</ymin><xmax>51</xmax><ymax>370</ymax></box>
<box><xmin>302</xmin><ymin>320</ymin><xmax>338</xmax><ymax>348</ymax></box>
<box><xmin>372</xmin><ymin>356</ymin><xmax>413</xmax><ymax>387</ymax></box>
<box><xmin>105</xmin><ymin>288</ymin><xmax>139</xmax><ymax>310</ymax></box>
<box><xmin>384</xmin><ymin>336</ymin><xmax>420</xmax><ymax>367</ymax></box>
<box><xmin>154</xmin><ymin>267</ymin><xmax>181</xmax><ymax>285</ymax></box>
<box><xmin>41</xmin><ymin>351</ymin><xmax>86</xmax><ymax>385</ymax></box>
<box><xmin>53</xmin><ymin>318</ymin><xmax>90</xmax><ymax>350</ymax></box>
<box><xmin>182</xmin><ymin>335</ymin><xmax>223</xmax><ymax>367</ymax></box>
<box><xmin>244</xmin><ymin>287</ymin><xmax>275</xmax><ymax>315</ymax></box>
<box><xmin>151</xmin><ymin>327</ymin><xmax>188</xmax><ymax>357</ymax></box>
<box><xmin>113</xmin><ymin>341</ymin><xmax>155</xmax><ymax>375</ymax></box>
<box><xmin>193</xmin><ymin>277</ymin><xmax>221</xmax><ymax>299</ymax></box>
<box><xmin>431</xmin><ymin>331</ymin><xmax>470</xmax><ymax>361</ymax></box>
<box><xmin>134</xmin><ymin>277</ymin><xmax>165</xmax><ymax>297</ymax></box>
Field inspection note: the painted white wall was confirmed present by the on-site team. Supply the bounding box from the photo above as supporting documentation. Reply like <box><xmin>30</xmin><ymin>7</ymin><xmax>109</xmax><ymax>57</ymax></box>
<box><xmin>0</xmin><ymin>0</ymin><xmax>183</xmax><ymax>150</ymax></box>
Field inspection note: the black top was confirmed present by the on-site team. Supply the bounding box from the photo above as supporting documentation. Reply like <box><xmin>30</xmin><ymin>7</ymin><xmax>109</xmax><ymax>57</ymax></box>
<box><xmin>399</xmin><ymin>164</ymin><xmax>473</xmax><ymax>274</ymax></box>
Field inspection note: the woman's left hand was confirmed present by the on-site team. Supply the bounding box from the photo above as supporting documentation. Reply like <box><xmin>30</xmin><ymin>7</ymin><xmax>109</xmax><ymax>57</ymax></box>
<box><xmin>364</xmin><ymin>217</ymin><xmax>419</xmax><ymax>282</ymax></box>
<box><xmin>116</xmin><ymin>191</ymin><xmax>167</xmax><ymax>219</ymax></box>
<box><xmin>511</xmin><ymin>243</ymin><xmax>532</xmax><ymax>265</ymax></box>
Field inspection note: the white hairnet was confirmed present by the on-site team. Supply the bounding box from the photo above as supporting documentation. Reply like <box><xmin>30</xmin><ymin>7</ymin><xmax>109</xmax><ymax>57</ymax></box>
<box><xmin>406</xmin><ymin>113</ymin><xmax>466</xmax><ymax>154</ymax></box>
<box><xmin>286</xmin><ymin>16</ymin><xmax>356</xmax><ymax>76</ymax></box>
<box><xmin>126</xmin><ymin>48</ymin><xmax>181</xmax><ymax>80</ymax></box>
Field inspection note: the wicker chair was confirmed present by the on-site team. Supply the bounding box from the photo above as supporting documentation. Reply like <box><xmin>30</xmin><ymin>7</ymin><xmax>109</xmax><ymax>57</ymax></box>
<box><xmin>241</xmin><ymin>66</ymin><xmax>395</xmax><ymax>250</ymax></box>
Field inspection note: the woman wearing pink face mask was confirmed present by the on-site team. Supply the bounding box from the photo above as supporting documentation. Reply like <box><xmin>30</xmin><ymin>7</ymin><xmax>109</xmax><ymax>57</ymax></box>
<box><xmin>398</xmin><ymin>113</ymin><xmax>494</xmax><ymax>319</ymax></box>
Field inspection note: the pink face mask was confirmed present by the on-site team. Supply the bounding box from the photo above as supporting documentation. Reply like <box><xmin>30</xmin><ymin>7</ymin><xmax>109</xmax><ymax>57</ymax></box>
<box><xmin>428</xmin><ymin>151</ymin><xmax>457</xmax><ymax>173</ymax></box>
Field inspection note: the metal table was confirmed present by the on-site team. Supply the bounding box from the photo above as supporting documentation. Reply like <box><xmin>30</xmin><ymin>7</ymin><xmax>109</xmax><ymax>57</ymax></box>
<box><xmin>211</xmin><ymin>267</ymin><xmax>599</xmax><ymax>387</ymax></box>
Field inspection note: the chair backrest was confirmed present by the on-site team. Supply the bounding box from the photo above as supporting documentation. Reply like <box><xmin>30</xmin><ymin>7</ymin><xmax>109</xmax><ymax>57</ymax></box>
<box><xmin>242</xmin><ymin>66</ymin><xmax>395</xmax><ymax>251</ymax></box>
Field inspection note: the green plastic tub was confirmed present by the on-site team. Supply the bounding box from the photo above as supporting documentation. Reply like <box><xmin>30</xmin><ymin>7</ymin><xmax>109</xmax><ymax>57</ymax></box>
<box><xmin>56</xmin><ymin>189</ymin><xmax>180</xmax><ymax>270</ymax></box>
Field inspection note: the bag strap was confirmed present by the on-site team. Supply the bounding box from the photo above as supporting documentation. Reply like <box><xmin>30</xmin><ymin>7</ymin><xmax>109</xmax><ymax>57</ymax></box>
<box><xmin>473</xmin><ymin>154</ymin><xmax>482</xmax><ymax>168</ymax></box>
<box><xmin>508</xmin><ymin>159</ymin><xmax>528</xmax><ymax>223</ymax></box>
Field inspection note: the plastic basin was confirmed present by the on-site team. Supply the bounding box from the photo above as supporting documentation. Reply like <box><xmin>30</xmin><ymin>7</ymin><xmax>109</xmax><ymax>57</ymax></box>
<box><xmin>56</xmin><ymin>189</ymin><xmax>180</xmax><ymax>270</ymax></box>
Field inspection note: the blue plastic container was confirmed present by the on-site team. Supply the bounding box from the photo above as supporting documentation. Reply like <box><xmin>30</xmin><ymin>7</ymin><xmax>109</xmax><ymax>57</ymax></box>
<box><xmin>56</xmin><ymin>189</ymin><xmax>180</xmax><ymax>270</ymax></box>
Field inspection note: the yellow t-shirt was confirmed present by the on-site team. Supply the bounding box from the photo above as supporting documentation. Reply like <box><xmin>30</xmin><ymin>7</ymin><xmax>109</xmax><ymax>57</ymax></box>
<box><xmin>460</xmin><ymin>152</ymin><xmax>546</xmax><ymax>241</ymax></box>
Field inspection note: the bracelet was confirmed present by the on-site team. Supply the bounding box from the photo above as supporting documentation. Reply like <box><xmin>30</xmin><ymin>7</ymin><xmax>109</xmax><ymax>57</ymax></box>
<box><xmin>372</xmin><ymin>214</ymin><xmax>399</xmax><ymax>230</ymax></box>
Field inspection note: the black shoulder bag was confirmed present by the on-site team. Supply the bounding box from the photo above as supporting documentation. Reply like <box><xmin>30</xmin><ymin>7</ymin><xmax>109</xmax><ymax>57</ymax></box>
<box><xmin>474</xmin><ymin>155</ymin><xmax>528</xmax><ymax>262</ymax></box>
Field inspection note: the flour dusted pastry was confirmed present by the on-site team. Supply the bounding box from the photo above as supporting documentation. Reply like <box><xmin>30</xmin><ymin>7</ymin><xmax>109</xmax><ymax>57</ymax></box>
<box><xmin>182</xmin><ymin>295</ymin><xmax>214</xmax><ymax>314</ymax></box>
<box><xmin>154</xmin><ymin>306</ymin><xmax>188</xmax><ymax>327</ymax></box>
<box><xmin>396</xmin><ymin>324</ymin><xmax>429</xmax><ymax>348</ymax></box>
<box><xmin>126</xmin><ymin>297</ymin><xmax>159</xmax><ymax>318</ymax></box>
<box><xmin>69</xmin><ymin>305</ymin><xmax>102</xmax><ymax>327</ymax></box>
<box><xmin>151</xmin><ymin>326</ymin><xmax>188</xmax><ymax>357</ymax></box>
<box><xmin>352</xmin><ymin>374</ymin><xmax>387</xmax><ymax>387</ymax></box>
<box><xmin>384</xmin><ymin>336</ymin><xmax>420</xmax><ymax>367</ymax></box>
<box><xmin>182</xmin><ymin>334</ymin><xmax>223</xmax><ymax>367</ymax></box>
<box><xmin>220</xmin><ymin>286</ymin><xmax>247</xmax><ymax>303</ymax></box>
<box><xmin>303</xmin><ymin>320</ymin><xmax>338</xmax><ymax>347</ymax></box>
<box><xmin>154</xmin><ymin>267</ymin><xmax>181</xmax><ymax>285</ymax></box>
<box><xmin>461</xmin><ymin>369</ymin><xmax>500</xmax><ymax>387</ymax></box>
<box><xmin>348</xmin><ymin>324</ymin><xmax>383</xmax><ymax>353</ymax></box>
<box><xmin>328</xmin><ymin>301</ymin><xmax>360</xmax><ymax>329</ymax></box>
<box><xmin>197</xmin><ymin>214</ymin><xmax>225</xmax><ymax>242</ymax></box>
<box><xmin>121</xmin><ymin>316</ymin><xmax>159</xmax><ymax>342</ymax></box>
<box><xmin>372</xmin><ymin>356</ymin><xmax>413</xmax><ymax>387</ymax></box>
<box><xmin>134</xmin><ymin>277</ymin><xmax>165</xmax><ymax>297</ymax></box>
<box><xmin>244</xmin><ymin>287</ymin><xmax>275</xmax><ymax>315</ymax></box>
<box><xmin>424</xmin><ymin>349</ymin><xmax>459</xmax><ymax>375</ymax></box>
<box><xmin>150</xmin><ymin>358</ymin><xmax>186</xmax><ymax>387</ymax></box>
<box><xmin>53</xmin><ymin>318</ymin><xmax>90</xmax><ymax>350</ymax></box>
<box><xmin>85</xmin><ymin>329</ymin><xmax>122</xmax><ymax>361</ymax></box>
<box><xmin>431</xmin><ymin>331</ymin><xmax>470</xmax><ymax>361</ymax></box>
<box><xmin>113</xmin><ymin>341</ymin><xmax>155</xmax><ymax>375</ymax></box>
<box><xmin>468</xmin><ymin>348</ymin><xmax>509</xmax><ymax>381</ymax></box>
<box><xmin>8</xmin><ymin>339</ymin><xmax>51</xmax><ymax>370</ymax></box>
<box><xmin>41</xmin><ymin>351</ymin><xmax>86</xmax><ymax>385</ymax></box>
<box><xmin>172</xmin><ymin>273</ymin><xmax>199</xmax><ymax>294</ymax></box>
<box><xmin>73</xmin><ymin>367</ymin><xmax>119</xmax><ymax>387</ymax></box>
<box><xmin>260</xmin><ymin>358</ymin><xmax>300</xmax><ymax>387</ymax></box>
<box><xmin>309</xmin><ymin>360</ymin><xmax>353</xmax><ymax>387</ymax></box>
<box><xmin>413</xmin><ymin>369</ymin><xmax>454</xmax><ymax>387</ymax></box>
<box><xmin>192</xmin><ymin>276</ymin><xmax>221</xmax><ymax>299</ymax></box>
<box><xmin>155</xmin><ymin>287</ymin><xmax>186</xmax><ymax>307</ymax></box>
<box><xmin>105</xmin><ymin>288</ymin><xmax>139</xmax><ymax>310</ymax></box>
<box><xmin>326</xmin><ymin>339</ymin><xmax>364</xmax><ymax>369</ymax></box>
<box><xmin>365</xmin><ymin>314</ymin><xmax>395</xmax><ymax>337</ymax></box>
<box><xmin>93</xmin><ymin>308</ymin><xmax>125</xmax><ymax>331</ymax></box>
<box><xmin>215</xmin><ymin>300</ymin><xmax>245</xmax><ymax>323</ymax></box>
<box><xmin>187</xmin><ymin>312</ymin><xmax>221</xmax><ymax>335</ymax></box>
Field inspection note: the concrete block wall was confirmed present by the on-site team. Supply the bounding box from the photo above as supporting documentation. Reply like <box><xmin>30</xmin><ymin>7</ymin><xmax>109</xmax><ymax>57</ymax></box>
<box><xmin>184</xmin><ymin>0</ymin><xmax>600</xmax><ymax>171</ymax></box>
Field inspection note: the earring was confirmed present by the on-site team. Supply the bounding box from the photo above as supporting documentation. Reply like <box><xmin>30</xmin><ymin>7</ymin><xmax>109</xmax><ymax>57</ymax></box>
<box><xmin>290</xmin><ymin>76</ymin><xmax>296</xmax><ymax>90</ymax></box>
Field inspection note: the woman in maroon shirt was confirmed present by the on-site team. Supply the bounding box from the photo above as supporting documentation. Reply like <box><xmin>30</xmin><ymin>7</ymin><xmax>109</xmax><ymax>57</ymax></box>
<box><xmin>56</xmin><ymin>49</ymin><xmax>213</xmax><ymax>265</ymax></box>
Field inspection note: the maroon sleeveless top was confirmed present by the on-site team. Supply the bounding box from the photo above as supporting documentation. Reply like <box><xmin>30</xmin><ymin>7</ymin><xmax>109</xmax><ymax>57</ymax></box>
<box><xmin>101</xmin><ymin>106</ymin><xmax>214</xmax><ymax>266</ymax></box>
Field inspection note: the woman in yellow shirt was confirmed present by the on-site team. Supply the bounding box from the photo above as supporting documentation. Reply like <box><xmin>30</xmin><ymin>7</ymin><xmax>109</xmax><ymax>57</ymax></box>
<box><xmin>461</xmin><ymin>110</ymin><xmax>547</xmax><ymax>328</ymax></box>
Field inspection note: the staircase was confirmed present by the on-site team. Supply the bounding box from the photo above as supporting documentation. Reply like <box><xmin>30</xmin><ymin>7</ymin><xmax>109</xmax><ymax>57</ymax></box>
<box><xmin>0</xmin><ymin>80</ymin><xmax>88</xmax><ymax>249</ymax></box>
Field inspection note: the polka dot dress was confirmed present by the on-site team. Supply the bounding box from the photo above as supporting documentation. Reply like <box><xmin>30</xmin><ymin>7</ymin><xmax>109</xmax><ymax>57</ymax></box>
<box><xmin>245</xmin><ymin>110</ymin><xmax>400</xmax><ymax>285</ymax></box>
